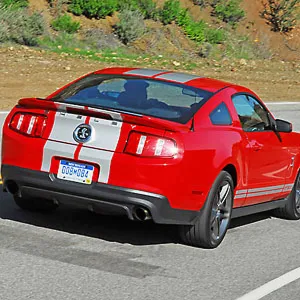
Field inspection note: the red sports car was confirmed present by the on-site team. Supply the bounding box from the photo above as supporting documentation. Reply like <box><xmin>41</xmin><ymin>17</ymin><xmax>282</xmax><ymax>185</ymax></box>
<box><xmin>2</xmin><ymin>67</ymin><xmax>300</xmax><ymax>248</ymax></box>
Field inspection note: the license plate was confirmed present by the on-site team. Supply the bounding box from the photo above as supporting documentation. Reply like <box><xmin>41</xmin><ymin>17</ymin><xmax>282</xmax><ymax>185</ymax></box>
<box><xmin>57</xmin><ymin>160</ymin><xmax>94</xmax><ymax>185</ymax></box>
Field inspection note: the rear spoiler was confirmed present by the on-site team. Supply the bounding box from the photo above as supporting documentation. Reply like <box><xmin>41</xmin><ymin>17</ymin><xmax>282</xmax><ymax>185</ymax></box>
<box><xmin>18</xmin><ymin>98</ymin><xmax>190</xmax><ymax>132</ymax></box>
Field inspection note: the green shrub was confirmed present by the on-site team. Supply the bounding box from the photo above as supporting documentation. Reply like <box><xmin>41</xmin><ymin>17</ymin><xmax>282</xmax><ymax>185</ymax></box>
<box><xmin>0</xmin><ymin>0</ymin><xmax>28</xmax><ymax>9</ymax></box>
<box><xmin>176</xmin><ymin>8</ymin><xmax>191</xmax><ymax>27</ymax></box>
<box><xmin>115</xmin><ymin>8</ymin><xmax>145</xmax><ymax>44</ymax></box>
<box><xmin>160</xmin><ymin>0</ymin><xmax>181</xmax><ymax>24</ymax></box>
<box><xmin>260</xmin><ymin>0</ymin><xmax>300</xmax><ymax>32</ymax></box>
<box><xmin>205</xmin><ymin>27</ymin><xmax>226</xmax><ymax>43</ymax></box>
<box><xmin>51</xmin><ymin>14</ymin><xmax>80</xmax><ymax>33</ymax></box>
<box><xmin>69</xmin><ymin>0</ymin><xmax>118</xmax><ymax>19</ymax></box>
<box><xmin>0</xmin><ymin>5</ymin><xmax>45</xmax><ymax>45</ymax></box>
<box><xmin>214</xmin><ymin>0</ymin><xmax>245</xmax><ymax>25</ymax></box>
<box><xmin>184</xmin><ymin>20</ymin><xmax>206</xmax><ymax>43</ymax></box>
<box><xmin>119</xmin><ymin>0</ymin><xmax>158</xmax><ymax>19</ymax></box>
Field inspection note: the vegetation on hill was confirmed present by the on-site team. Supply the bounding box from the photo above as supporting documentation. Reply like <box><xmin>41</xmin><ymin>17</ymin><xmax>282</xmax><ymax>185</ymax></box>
<box><xmin>0</xmin><ymin>0</ymin><xmax>299</xmax><ymax>62</ymax></box>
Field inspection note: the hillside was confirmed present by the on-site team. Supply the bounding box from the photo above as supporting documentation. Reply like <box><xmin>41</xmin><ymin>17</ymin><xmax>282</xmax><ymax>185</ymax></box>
<box><xmin>25</xmin><ymin>0</ymin><xmax>300</xmax><ymax>61</ymax></box>
<box><xmin>0</xmin><ymin>0</ymin><xmax>299</xmax><ymax>110</ymax></box>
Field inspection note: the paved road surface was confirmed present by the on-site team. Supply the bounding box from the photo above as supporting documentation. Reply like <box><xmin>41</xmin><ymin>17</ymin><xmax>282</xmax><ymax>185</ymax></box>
<box><xmin>0</xmin><ymin>103</ymin><xmax>300</xmax><ymax>300</ymax></box>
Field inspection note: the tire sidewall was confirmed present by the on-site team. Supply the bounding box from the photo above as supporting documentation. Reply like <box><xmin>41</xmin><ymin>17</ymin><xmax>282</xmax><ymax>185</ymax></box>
<box><xmin>199</xmin><ymin>171</ymin><xmax>234</xmax><ymax>248</ymax></box>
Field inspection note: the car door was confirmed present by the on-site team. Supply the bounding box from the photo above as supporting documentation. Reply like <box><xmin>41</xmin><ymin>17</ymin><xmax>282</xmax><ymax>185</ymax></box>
<box><xmin>232</xmin><ymin>94</ymin><xmax>292</xmax><ymax>205</ymax></box>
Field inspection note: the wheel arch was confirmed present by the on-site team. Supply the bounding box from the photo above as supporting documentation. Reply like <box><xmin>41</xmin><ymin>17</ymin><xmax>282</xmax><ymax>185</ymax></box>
<box><xmin>222</xmin><ymin>164</ymin><xmax>237</xmax><ymax>188</ymax></box>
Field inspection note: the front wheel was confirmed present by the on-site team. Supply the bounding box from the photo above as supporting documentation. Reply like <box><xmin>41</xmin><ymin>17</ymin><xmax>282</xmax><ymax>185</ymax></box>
<box><xmin>179</xmin><ymin>171</ymin><xmax>234</xmax><ymax>248</ymax></box>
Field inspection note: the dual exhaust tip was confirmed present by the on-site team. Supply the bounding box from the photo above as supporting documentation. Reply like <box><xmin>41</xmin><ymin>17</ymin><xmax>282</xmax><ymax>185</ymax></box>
<box><xmin>132</xmin><ymin>206</ymin><xmax>152</xmax><ymax>221</ymax></box>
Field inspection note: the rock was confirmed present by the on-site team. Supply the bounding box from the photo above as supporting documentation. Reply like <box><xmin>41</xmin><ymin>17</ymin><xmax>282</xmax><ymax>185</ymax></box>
<box><xmin>64</xmin><ymin>66</ymin><xmax>71</xmax><ymax>71</ymax></box>
<box><xmin>240</xmin><ymin>58</ymin><xmax>247</xmax><ymax>66</ymax></box>
<box><xmin>173</xmin><ymin>61</ymin><xmax>180</xmax><ymax>66</ymax></box>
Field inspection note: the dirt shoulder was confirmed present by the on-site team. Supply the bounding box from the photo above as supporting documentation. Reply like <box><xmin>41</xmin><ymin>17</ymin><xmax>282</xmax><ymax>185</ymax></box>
<box><xmin>0</xmin><ymin>46</ymin><xmax>299</xmax><ymax>111</ymax></box>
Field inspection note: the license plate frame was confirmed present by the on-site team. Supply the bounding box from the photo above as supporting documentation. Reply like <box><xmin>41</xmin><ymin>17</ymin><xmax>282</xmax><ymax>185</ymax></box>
<box><xmin>57</xmin><ymin>160</ymin><xmax>94</xmax><ymax>185</ymax></box>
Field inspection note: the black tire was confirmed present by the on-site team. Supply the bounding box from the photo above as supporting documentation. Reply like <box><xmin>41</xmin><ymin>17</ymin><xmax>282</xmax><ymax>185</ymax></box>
<box><xmin>273</xmin><ymin>173</ymin><xmax>300</xmax><ymax>220</ymax></box>
<box><xmin>179</xmin><ymin>171</ymin><xmax>234</xmax><ymax>248</ymax></box>
<box><xmin>14</xmin><ymin>195</ymin><xmax>58</xmax><ymax>213</ymax></box>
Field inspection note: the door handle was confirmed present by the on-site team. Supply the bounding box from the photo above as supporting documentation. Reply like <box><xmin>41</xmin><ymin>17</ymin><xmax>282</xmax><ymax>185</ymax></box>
<box><xmin>252</xmin><ymin>142</ymin><xmax>263</xmax><ymax>151</ymax></box>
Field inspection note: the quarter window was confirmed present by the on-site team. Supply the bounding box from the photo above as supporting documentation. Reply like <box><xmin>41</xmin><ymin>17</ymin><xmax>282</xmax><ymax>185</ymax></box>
<box><xmin>232</xmin><ymin>94</ymin><xmax>271</xmax><ymax>132</ymax></box>
<box><xmin>210</xmin><ymin>102</ymin><xmax>232</xmax><ymax>125</ymax></box>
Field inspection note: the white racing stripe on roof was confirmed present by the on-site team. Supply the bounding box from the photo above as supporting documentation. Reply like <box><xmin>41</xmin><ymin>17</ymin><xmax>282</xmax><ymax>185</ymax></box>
<box><xmin>156</xmin><ymin>72</ymin><xmax>201</xmax><ymax>83</ymax></box>
<box><xmin>124</xmin><ymin>69</ymin><xmax>165</xmax><ymax>77</ymax></box>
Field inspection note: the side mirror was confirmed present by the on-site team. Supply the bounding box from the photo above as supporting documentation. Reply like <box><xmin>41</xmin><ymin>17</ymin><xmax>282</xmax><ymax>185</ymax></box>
<box><xmin>275</xmin><ymin>119</ymin><xmax>292</xmax><ymax>133</ymax></box>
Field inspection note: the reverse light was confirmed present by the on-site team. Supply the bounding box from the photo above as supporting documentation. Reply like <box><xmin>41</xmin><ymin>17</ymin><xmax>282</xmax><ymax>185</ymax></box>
<box><xmin>10</xmin><ymin>112</ymin><xmax>47</xmax><ymax>137</ymax></box>
<box><xmin>125</xmin><ymin>132</ymin><xmax>177</xmax><ymax>157</ymax></box>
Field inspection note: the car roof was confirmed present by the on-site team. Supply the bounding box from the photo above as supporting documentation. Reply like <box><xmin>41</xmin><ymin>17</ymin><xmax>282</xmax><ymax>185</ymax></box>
<box><xmin>94</xmin><ymin>67</ymin><xmax>233</xmax><ymax>93</ymax></box>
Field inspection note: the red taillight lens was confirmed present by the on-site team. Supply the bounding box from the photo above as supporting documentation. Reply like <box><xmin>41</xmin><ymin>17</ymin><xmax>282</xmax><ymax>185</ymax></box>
<box><xmin>10</xmin><ymin>113</ymin><xmax>47</xmax><ymax>137</ymax></box>
<box><xmin>125</xmin><ymin>132</ymin><xmax>177</xmax><ymax>157</ymax></box>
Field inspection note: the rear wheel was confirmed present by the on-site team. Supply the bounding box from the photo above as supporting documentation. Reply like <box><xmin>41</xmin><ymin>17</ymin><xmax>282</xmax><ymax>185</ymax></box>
<box><xmin>179</xmin><ymin>171</ymin><xmax>234</xmax><ymax>248</ymax></box>
<box><xmin>273</xmin><ymin>173</ymin><xmax>300</xmax><ymax>220</ymax></box>
<box><xmin>14</xmin><ymin>195</ymin><xmax>58</xmax><ymax>213</ymax></box>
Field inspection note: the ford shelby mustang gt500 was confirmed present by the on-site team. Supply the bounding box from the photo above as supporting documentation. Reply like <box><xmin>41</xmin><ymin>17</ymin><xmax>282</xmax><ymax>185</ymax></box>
<box><xmin>2</xmin><ymin>67</ymin><xmax>300</xmax><ymax>248</ymax></box>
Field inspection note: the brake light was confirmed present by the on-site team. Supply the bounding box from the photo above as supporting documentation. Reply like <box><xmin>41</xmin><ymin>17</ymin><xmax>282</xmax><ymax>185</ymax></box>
<box><xmin>125</xmin><ymin>132</ymin><xmax>177</xmax><ymax>157</ymax></box>
<box><xmin>10</xmin><ymin>113</ymin><xmax>47</xmax><ymax>137</ymax></box>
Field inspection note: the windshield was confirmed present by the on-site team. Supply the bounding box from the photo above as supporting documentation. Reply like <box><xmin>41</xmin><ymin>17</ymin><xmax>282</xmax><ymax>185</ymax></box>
<box><xmin>51</xmin><ymin>74</ymin><xmax>213</xmax><ymax>124</ymax></box>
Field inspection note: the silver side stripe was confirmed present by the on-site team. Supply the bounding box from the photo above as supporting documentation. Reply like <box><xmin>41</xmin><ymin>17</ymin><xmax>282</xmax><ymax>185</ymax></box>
<box><xmin>234</xmin><ymin>183</ymin><xmax>294</xmax><ymax>199</ymax></box>
<box><xmin>247</xmin><ymin>185</ymin><xmax>284</xmax><ymax>193</ymax></box>
<box><xmin>156</xmin><ymin>72</ymin><xmax>201</xmax><ymax>83</ymax></box>
<box><xmin>234</xmin><ymin>194</ymin><xmax>247</xmax><ymax>199</ymax></box>
<box><xmin>124</xmin><ymin>69</ymin><xmax>165</xmax><ymax>77</ymax></box>
<box><xmin>247</xmin><ymin>189</ymin><xmax>283</xmax><ymax>197</ymax></box>
<box><xmin>236</xmin><ymin>189</ymin><xmax>247</xmax><ymax>195</ymax></box>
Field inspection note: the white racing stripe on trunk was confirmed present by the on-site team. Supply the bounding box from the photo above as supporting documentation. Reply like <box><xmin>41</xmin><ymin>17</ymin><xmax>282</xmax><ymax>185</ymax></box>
<box><xmin>85</xmin><ymin>118</ymin><xmax>122</xmax><ymax>151</ymax></box>
<box><xmin>77</xmin><ymin>114</ymin><xmax>123</xmax><ymax>183</ymax></box>
<box><xmin>41</xmin><ymin>112</ymin><xmax>87</xmax><ymax>172</ymax></box>
<box><xmin>78</xmin><ymin>148</ymin><xmax>114</xmax><ymax>183</ymax></box>
<box><xmin>41</xmin><ymin>141</ymin><xmax>77</xmax><ymax>172</ymax></box>
<box><xmin>48</xmin><ymin>112</ymin><xmax>87</xmax><ymax>145</ymax></box>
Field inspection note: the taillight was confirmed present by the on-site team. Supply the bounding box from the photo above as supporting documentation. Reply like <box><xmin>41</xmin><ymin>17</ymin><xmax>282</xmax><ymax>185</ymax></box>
<box><xmin>125</xmin><ymin>132</ymin><xmax>177</xmax><ymax>157</ymax></box>
<box><xmin>10</xmin><ymin>113</ymin><xmax>47</xmax><ymax>137</ymax></box>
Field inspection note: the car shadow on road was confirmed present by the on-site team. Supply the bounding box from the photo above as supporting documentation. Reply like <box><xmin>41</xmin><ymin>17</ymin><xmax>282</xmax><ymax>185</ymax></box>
<box><xmin>0</xmin><ymin>188</ymin><xmax>271</xmax><ymax>246</ymax></box>
<box><xmin>0</xmin><ymin>189</ymin><xmax>178</xmax><ymax>245</ymax></box>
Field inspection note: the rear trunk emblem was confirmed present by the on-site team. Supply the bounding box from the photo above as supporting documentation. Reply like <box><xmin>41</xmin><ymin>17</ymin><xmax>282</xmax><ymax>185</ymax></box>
<box><xmin>73</xmin><ymin>124</ymin><xmax>92</xmax><ymax>143</ymax></box>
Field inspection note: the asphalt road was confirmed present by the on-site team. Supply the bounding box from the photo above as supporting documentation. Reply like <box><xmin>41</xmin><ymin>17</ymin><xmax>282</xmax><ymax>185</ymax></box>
<box><xmin>0</xmin><ymin>103</ymin><xmax>300</xmax><ymax>300</ymax></box>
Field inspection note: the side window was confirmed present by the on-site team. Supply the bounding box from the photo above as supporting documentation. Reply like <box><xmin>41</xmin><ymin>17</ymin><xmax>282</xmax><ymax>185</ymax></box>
<box><xmin>210</xmin><ymin>102</ymin><xmax>232</xmax><ymax>125</ymax></box>
<box><xmin>232</xmin><ymin>94</ymin><xmax>270</xmax><ymax>132</ymax></box>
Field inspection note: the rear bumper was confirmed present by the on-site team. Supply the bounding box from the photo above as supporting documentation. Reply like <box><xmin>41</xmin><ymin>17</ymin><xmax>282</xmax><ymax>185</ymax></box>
<box><xmin>1</xmin><ymin>165</ymin><xmax>199</xmax><ymax>225</ymax></box>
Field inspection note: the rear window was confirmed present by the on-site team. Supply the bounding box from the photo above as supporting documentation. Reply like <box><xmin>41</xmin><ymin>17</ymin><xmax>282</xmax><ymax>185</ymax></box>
<box><xmin>51</xmin><ymin>74</ymin><xmax>213</xmax><ymax>123</ymax></box>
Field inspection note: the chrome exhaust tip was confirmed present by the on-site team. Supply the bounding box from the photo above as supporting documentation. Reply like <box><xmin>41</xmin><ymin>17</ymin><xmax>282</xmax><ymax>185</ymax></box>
<box><xmin>132</xmin><ymin>206</ymin><xmax>152</xmax><ymax>221</ymax></box>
